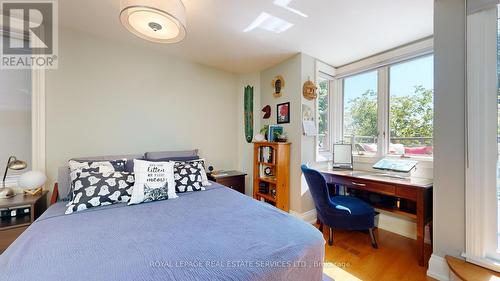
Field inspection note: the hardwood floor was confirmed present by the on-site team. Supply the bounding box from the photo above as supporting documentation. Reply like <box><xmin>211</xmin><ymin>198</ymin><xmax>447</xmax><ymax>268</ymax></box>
<box><xmin>321</xmin><ymin>227</ymin><xmax>436</xmax><ymax>281</ymax></box>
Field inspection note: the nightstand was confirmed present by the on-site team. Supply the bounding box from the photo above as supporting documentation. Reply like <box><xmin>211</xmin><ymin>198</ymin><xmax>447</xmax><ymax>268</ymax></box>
<box><xmin>208</xmin><ymin>171</ymin><xmax>246</xmax><ymax>194</ymax></box>
<box><xmin>0</xmin><ymin>190</ymin><xmax>48</xmax><ymax>253</ymax></box>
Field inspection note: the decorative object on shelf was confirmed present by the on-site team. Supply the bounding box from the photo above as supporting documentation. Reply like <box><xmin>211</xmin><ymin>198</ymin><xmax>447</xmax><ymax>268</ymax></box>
<box><xmin>277</xmin><ymin>102</ymin><xmax>290</xmax><ymax>124</ymax></box>
<box><xmin>270</xmin><ymin>189</ymin><xmax>277</xmax><ymax>198</ymax></box>
<box><xmin>244</xmin><ymin>85</ymin><xmax>254</xmax><ymax>143</ymax></box>
<box><xmin>119</xmin><ymin>0</ymin><xmax>187</xmax><ymax>43</ymax></box>
<box><xmin>268</xmin><ymin>125</ymin><xmax>283</xmax><ymax>142</ymax></box>
<box><xmin>254</xmin><ymin>134</ymin><xmax>265</xmax><ymax>142</ymax></box>
<box><xmin>275</xmin><ymin>132</ymin><xmax>288</xmax><ymax>143</ymax></box>
<box><xmin>18</xmin><ymin>171</ymin><xmax>47</xmax><ymax>196</ymax></box>
<box><xmin>1</xmin><ymin>156</ymin><xmax>27</xmax><ymax>199</ymax></box>
<box><xmin>264</xmin><ymin>167</ymin><xmax>273</xmax><ymax>177</ymax></box>
<box><xmin>262</xmin><ymin>105</ymin><xmax>271</xmax><ymax>119</ymax></box>
<box><xmin>260</xmin><ymin>125</ymin><xmax>269</xmax><ymax>141</ymax></box>
<box><xmin>272</xmin><ymin>75</ymin><xmax>285</xmax><ymax>98</ymax></box>
<box><xmin>207</xmin><ymin>166</ymin><xmax>214</xmax><ymax>175</ymax></box>
<box><xmin>303</xmin><ymin>80</ymin><xmax>317</xmax><ymax>100</ymax></box>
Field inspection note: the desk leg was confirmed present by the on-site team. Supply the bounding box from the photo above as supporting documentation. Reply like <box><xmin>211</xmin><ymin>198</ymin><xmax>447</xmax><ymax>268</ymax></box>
<box><xmin>416</xmin><ymin>190</ymin><xmax>425</xmax><ymax>266</ymax></box>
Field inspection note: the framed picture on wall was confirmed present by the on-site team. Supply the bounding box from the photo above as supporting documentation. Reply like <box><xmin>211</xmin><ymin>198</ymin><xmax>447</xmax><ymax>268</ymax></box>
<box><xmin>277</xmin><ymin>102</ymin><xmax>290</xmax><ymax>124</ymax></box>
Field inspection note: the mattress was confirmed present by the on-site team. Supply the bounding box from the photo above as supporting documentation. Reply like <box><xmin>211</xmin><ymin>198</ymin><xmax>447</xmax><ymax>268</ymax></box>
<box><xmin>0</xmin><ymin>183</ymin><xmax>325</xmax><ymax>281</ymax></box>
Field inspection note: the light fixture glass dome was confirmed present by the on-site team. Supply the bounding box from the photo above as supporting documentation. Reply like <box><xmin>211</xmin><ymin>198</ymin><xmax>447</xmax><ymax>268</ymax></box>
<box><xmin>120</xmin><ymin>0</ymin><xmax>186</xmax><ymax>43</ymax></box>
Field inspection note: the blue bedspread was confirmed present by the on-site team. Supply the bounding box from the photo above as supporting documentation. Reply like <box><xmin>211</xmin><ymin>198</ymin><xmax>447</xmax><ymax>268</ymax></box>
<box><xmin>0</xmin><ymin>183</ymin><xmax>325</xmax><ymax>281</ymax></box>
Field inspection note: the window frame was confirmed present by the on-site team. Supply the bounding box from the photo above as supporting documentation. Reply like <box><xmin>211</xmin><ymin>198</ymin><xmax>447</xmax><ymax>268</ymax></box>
<box><xmin>315</xmin><ymin>61</ymin><xmax>335</xmax><ymax>162</ymax></box>
<box><xmin>0</xmin><ymin>33</ymin><xmax>46</xmax><ymax>187</ymax></box>
<box><xmin>317</xmin><ymin>75</ymin><xmax>331</xmax><ymax>153</ymax></box>
<box><xmin>334</xmin><ymin>53</ymin><xmax>434</xmax><ymax>162</ymax></box>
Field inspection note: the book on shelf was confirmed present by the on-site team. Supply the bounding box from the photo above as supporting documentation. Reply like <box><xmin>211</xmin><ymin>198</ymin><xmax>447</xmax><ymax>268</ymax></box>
<box><xmin>258</xmin><ymin>146</ymin><xmax>273</xmax><ymax>163</ymax></box>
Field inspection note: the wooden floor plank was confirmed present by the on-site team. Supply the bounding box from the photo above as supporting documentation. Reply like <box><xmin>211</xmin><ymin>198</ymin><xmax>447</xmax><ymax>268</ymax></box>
<box><xmin>322</xmin><ymin>226</ymin><xmax>436</xmax><ymax>281</ymax></box>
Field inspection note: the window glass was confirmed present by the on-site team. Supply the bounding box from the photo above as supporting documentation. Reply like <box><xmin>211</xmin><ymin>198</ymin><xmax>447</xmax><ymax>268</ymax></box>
<box><xmin>317</xmin><ymin>78</ymin><xmax>329</xmax><ymax>151</ymax></box>
<box><xmin>389</xmin><ymin>55</ymin><xmax>434</xmax><ymax>157</ymax></box>
<box><xmin>343</xmin><ymin>71</ymin><xmax>378</xmax><ymax>155</ymax></box>
<box><xmin>0</xmin><ymin>38</ymin><xmax>32</xmax><ymax>181</ymax></box>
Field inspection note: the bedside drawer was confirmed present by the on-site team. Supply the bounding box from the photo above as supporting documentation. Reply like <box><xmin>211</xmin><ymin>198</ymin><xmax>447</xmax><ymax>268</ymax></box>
<box><xmin>0</xmin><ymin>225</ymin><xmax>28</xmax><ymax>252</ymax></box>
<box><xmin>216</xmin><ymin>176</ymin><xmax>245</xmax><ymax>194</ymax></box>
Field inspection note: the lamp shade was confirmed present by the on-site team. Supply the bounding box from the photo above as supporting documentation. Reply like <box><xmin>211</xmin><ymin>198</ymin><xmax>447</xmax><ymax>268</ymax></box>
<box><xmin>120</xmin><ymin>0</ymin><xmax>186</xmax><ymax>43</ymax></box>
<box><xmin>8</xmin><ymin>159</ymin><xmax>27</xmax><ymax>170</ymax></box>
<box><xmin>18</xmin><ymin>171</ymin><xmax>47</xmax><ymax>189</ymax></box>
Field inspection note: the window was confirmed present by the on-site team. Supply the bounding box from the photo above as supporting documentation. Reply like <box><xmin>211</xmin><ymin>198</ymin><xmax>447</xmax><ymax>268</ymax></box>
<box><xmin>389</xmin><ymin>55</ymin><xmax>434</xmax><ymax>157</ymax></box>
<box><xmin>338</xmin><ymin>55</ymin><xmax>434</xmax><ymax>159</ymax></box>
<box><xmin>0</xmin><ymin>37</ymin><xmax>32</xmax><ymax>185</ymax></box>
<box><xmin>317</xmin><ymin>77</ymin><xmax>329</xmax><ymax>151</ymax></box>
<box><xmin>343</xmin><ymin>71</ymin><xmax>378</xmax><ymax>156</ymax></box>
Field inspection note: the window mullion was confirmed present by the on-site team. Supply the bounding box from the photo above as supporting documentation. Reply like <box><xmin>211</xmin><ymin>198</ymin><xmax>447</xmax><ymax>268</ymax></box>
<box><xmin>377</xmin><ymin>67</ymin><xmax>389</xmax><ymax>157</ymax></box>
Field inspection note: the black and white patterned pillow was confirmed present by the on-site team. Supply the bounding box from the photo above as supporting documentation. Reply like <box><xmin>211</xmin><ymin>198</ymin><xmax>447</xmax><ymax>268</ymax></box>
<box><xmin>173</xmin><ymin>161</ymin><xmax>209</xmax><ymax>193</ymax></box>
<box><xmin>65</xmin><ymin>171</ymin><xmax>135</xmax><ymax>214</ymax></box>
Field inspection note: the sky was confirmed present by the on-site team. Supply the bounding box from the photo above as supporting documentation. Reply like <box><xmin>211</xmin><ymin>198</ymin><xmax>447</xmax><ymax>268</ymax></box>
<box><xmin>344</xmin><ymin>55</ymin><xmax>434</xmax><ymax>103</ymax></box>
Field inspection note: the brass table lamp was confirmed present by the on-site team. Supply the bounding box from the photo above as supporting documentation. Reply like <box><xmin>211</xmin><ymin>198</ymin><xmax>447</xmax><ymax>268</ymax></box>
<box><xmin>1</xmin><ymin>156</ymin><xmax>27</xmax><ymax>199</ymax></box>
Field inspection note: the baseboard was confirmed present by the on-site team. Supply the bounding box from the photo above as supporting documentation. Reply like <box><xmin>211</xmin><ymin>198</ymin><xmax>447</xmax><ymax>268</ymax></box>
<box><xmin>427</xmin><ymin>254</ymin><xmax>450</xmax><ymax>281</ymax></box>
<box><xmin>290</xmin><ymin>209</ymin><xmax>317</xmax><ymax>224</ymax></box>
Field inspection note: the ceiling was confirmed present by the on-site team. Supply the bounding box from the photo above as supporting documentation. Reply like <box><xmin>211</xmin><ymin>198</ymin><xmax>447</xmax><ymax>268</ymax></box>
<box><xmin>59</xmin><ymin>0</ymin><xmax>433</xmax><ymax>74</ymax></box>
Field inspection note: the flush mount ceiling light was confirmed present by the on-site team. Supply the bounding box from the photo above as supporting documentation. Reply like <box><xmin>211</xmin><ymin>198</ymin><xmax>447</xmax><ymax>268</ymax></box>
<box><xmin>120</xmin><ymin>0</ymin><xmax>186</xmax><ymax>43</ymax></box>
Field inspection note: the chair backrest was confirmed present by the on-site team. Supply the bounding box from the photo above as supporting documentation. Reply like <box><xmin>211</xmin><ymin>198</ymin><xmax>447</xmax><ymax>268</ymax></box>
<box><xmin>301</xmin><ymin>164</ymin><xmax>334</xmax><ymax>217</ymax></box>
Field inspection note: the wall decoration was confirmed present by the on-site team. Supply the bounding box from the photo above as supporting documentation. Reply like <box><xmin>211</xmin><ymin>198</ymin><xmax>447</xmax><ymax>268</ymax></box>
<box><xmin>277</xmin><ymin>102</ymin><xmax>290</xmax><ymax>124</ymax></box>
<box><xmin>272</xmin><ymin>75</ymin><xmax>285</xmax><ymax>98</ymax></box>
<box><xmin>302</xmin><ymin>104</ymin><xmax>316</xmax><ymax>136</ymax></box>
<box><xmin>244</xmin><ymin>85</ymin><xmax>254</xmax><ymax>143</ymax></box>
<box><xmin>303</xmin><ymin>80</ymin><xmax>317</xmax><ymax>100</ymax></box>
<box><xmin>268</xmin><ymin>125</ymin><xmax>283</xmax><ymax>142</ymax></box>
<box><xmin>262</xmin><ymin>105</ymin><xmax>271</xmax><ymax>119</ymax></box>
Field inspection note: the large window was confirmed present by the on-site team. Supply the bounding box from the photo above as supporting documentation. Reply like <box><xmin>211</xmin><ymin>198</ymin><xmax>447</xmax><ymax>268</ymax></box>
<box><xmin>317</xmin><ymin>77</ymin><xmax>330</xmax><ymax>151</ymax></box>
<box><xmin>0</xmin><ymin>37</ymin><xmax>32</xmax><ymax>186</ymax></box>
<box><xmin>389</xmin><ymin>55</ymin><xmax>434</xmax><ymax>157</ymax></box>
<box><xmin>340</xmin><ymin>55</ymin><xmax>434</xmax><ymax>159</ymax></box>
<box><xmin>343</xmin><ymin>71</ymin><xmax>378</xmax><ymax>156</ymax></box>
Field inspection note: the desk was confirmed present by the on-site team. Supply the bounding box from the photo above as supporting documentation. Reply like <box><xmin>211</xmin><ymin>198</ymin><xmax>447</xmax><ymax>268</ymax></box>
<box><xmin>319</xmin><ymin>170</ymin><xmax>432</xmax><ymax>266</ymax></box>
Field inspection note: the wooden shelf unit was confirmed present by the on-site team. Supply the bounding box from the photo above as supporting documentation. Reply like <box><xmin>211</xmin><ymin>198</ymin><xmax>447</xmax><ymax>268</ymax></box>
<box><xmin>253</xmin><ymin>142</ymin><xmax>290</xmax><ymax>211</ymax></box>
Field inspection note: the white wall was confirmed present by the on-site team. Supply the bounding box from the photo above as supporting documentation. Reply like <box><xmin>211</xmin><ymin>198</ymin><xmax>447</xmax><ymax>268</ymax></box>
<box><xmin>45</xmin><ymin>29</ymin><xmax>239</xmax><ymax>192</ymax></box>
<box><xmin>432</xmin><ymin>0</ymin><xmax>466</xmax><ymax>259</ymax></box>
<box><xmin>260</xmin><ymin>54</ymin><xmax>303</xmax><ymax>212</ymax></box>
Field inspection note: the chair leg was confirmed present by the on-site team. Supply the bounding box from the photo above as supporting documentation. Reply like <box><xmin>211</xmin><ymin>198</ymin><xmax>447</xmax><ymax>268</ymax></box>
<box><xmin>369</xmin><ymin>228</ymin><xmax>378</xmax><ymax>249</ymax></box>
<box><xmin>328</xmin><ymin>227</ymin><xmax>333</xmax><ymax>246</ymax></box>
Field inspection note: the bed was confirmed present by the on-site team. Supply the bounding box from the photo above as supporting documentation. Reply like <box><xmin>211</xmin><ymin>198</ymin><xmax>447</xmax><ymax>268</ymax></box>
<box><xmin>0</xmin><ymin>182</ymin><xmax>325</xmax><ymax>281</ymax></box>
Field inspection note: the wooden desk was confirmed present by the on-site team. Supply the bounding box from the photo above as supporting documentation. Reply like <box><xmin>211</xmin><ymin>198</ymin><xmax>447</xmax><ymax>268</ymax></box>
<box><xmin>319</xmin><ymin>170</ymin><xmax>433</xmax><ymax>266</ymax></box>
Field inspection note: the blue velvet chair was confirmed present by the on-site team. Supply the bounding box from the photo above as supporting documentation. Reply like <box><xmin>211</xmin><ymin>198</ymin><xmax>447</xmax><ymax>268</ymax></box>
<box><xmin>301</xmin><ymin>164</ymin><xmax>378</xmax><ymax>248</ymax></box>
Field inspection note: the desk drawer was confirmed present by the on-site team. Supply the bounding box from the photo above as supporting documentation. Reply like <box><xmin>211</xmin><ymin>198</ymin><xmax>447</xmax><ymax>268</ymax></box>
<box><xmin>347</xmin><ymin>179</ymin><xmax>396</xmax><ymax>195</ymax></box>
<box><xmin>396</xmin><ymin>186</ymin><xmax>417</xmax><ymax>200</ymax></box>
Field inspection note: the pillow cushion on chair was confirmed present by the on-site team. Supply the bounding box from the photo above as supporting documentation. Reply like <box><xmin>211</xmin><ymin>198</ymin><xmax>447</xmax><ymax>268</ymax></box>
<box><xmin>128</xmin><ymin>160</ymin><xmax>178</xmax><ymax>205</ymax></box>
<box><xmin>65</xmin><ymin>171</ymin><xmax>135</xmax><ymax>214</ymax></box>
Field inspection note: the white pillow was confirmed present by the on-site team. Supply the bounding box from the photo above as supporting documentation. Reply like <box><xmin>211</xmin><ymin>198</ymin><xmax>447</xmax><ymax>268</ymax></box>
<box><xmin>128</xmin><ymin>159</ymin><xmax>178</xmax><ymax>205</ymax></box>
